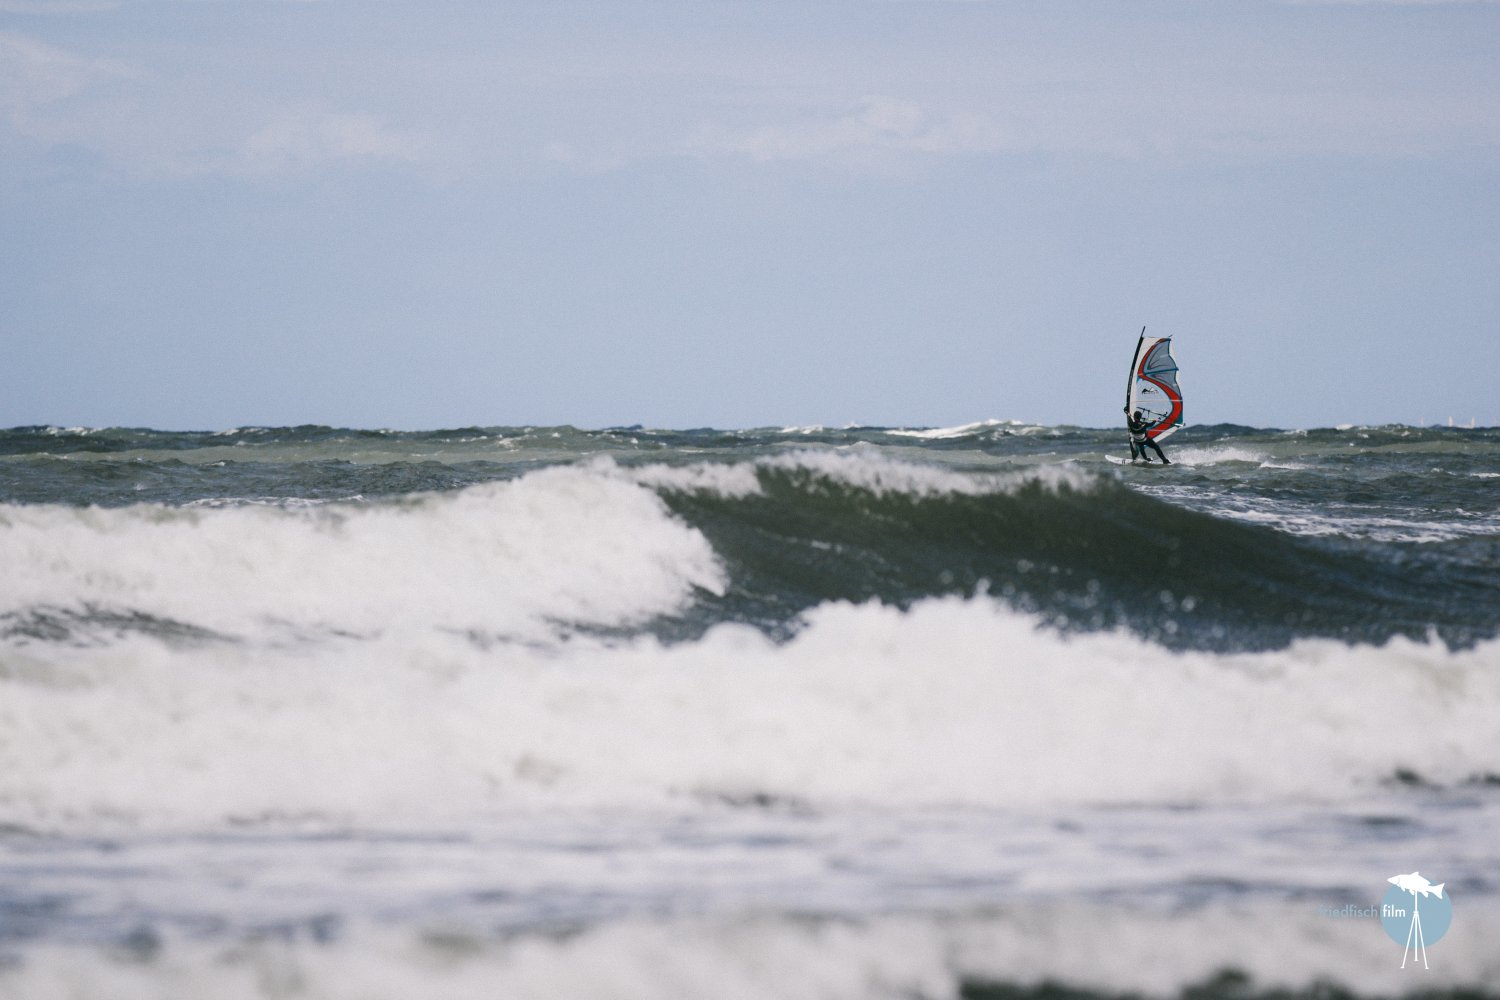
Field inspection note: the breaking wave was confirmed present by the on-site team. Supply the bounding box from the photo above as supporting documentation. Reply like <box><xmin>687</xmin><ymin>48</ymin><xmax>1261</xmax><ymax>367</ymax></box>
<box><xmin>4</xmin><ymin>594</ymin><xmax>1500</xmax><ymax>831</ymax></box>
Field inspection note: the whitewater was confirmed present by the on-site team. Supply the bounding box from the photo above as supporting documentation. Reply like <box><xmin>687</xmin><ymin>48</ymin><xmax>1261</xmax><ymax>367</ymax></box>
<box><xmin>1</xmin><ymin>422</ymin><xmax>1498</xmax><ymax>999</ymax></box>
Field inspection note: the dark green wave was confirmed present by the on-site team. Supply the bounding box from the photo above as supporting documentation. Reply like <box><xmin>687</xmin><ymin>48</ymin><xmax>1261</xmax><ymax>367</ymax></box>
<box><xmin>659</xmin><ymin>466</ymin><xmax>1500</xmax><ymax>652</ymax></box>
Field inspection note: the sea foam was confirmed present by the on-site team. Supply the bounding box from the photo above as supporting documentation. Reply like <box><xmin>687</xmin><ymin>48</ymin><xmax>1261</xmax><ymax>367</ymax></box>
<box><xmin>3</xmin><ymin>896</ymin><xmax>1498</xmax><ymax>1000</ymax></box>
<box><xmin>0</xmin><ymin>464</ymin><xmax>725</xmax><ymax>643</ymax></box>
<box><xmin>4</xmin><ymin>593</ymin><xmax>1498</xmax><ymax>831</ymax></box>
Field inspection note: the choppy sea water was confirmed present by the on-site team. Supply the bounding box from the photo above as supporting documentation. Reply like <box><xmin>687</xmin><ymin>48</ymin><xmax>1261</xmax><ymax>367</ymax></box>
<box><xmin>1</xmin><ymin>421</ymin><xmax>1498</xmax><ymax>999</ymax></box>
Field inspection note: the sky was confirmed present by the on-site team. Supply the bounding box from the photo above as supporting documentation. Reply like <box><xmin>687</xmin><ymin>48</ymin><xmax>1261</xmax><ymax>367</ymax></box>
<box><xmin>2</xmin><ymin>0</ymin><xmax>1497</xmax><ymax>431</ymax></box>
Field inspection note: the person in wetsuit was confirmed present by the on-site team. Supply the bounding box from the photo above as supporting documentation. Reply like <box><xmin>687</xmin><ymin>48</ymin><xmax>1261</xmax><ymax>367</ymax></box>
<box><xmin>1125</xmin><ymin>408</ymin><xmax>1170</xmax><ymax>464</ymax></box>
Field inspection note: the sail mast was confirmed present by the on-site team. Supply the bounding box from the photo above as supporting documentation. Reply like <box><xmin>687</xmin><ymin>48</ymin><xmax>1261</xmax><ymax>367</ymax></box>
<box><xmin>1126</xmin><ymin>326</ymin><xmax>1146</xmax><ymax>413</ymax></box>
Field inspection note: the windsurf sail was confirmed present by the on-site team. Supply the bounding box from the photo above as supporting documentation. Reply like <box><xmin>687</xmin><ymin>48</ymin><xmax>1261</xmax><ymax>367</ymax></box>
<box><xmin>1125</xmin><ymin>327</ymin><xmax>1184</xmax><ymax>441</ymax></box>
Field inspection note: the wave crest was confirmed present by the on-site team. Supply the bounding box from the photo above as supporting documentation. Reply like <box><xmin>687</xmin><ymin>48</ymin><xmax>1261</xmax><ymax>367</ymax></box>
<box><xmin>0</xmin><ymin>465</ymin><xmax>724</xmax><ymax>644</ymax></box>
<box><xmin>4</xmin><ymin>595</ymin><xmax>1499</xmax><ymax>830</ymax></box>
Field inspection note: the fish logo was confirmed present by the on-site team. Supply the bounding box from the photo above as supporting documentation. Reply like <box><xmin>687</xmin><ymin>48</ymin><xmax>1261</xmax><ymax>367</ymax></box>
<box><xmin>1388</xmin><ymin>872</ymin><xmax>1444</xmax><ymax>899</ymax></box>
<box><xmin>1381</xmin><ymin>870</ymin><xmax>1454</xmax><ymax>970</ymax></box>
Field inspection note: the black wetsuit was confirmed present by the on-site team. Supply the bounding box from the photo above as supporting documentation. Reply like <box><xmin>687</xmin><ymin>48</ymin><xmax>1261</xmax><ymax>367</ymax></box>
<box><xmin>1125</xmin><ymin>410</ymin><xmax>1170</xmax><ymax>464</ymax></box>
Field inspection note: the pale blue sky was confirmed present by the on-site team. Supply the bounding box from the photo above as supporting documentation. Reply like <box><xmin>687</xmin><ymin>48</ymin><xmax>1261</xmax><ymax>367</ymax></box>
<box><xmin>3</xmin><ymin>0</ymin><xmax>1497</xmax><ymax>430</ymax></box>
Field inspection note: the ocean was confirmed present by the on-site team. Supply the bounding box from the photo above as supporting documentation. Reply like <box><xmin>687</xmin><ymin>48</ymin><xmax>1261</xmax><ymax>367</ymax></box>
<box><xmin>1</xmin><ymin>421</ymin><xmax>1497</xmax><ymax>999</ymax></box>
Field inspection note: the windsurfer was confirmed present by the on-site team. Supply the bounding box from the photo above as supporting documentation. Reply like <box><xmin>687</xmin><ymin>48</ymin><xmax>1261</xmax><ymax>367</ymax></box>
<box><xmin>1126</xmin><ymin>408</ymin><xmax>1171</xmax><ymax>464</ymax></box>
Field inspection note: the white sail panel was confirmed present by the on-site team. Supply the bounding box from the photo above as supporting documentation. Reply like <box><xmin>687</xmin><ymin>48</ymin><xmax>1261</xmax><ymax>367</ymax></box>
<box><xmin>1127</xmin><ymin>335</ymin><xmax>1184</xmax><ymax>441</ymax></box>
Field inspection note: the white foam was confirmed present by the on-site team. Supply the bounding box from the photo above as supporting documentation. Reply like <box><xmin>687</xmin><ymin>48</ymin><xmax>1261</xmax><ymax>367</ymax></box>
<box><xmin>1159</xmin><ymin>445</ymin><xmax>1267</xmax><ymax>467</ymax></box>
<box><xmin>1161</xmin><ymin>493</ymin><xmax>1500</xmax><ymax>543</ymax></box>
<box><xmin>3</xmin><ymin>901</ymin><xmax>1498</xmax><ymax>1000</ymax></box>
<box><xmin>883</xmin><ymin>419</ymin><xmax>1032</xmax><ymax>440</ymax></box>
<box><xmin>614</xmin><ymin>458</ymin><xmax>764</xmax><ymax>498</ymax></box>
<box><xmin>4</xmin><ymin>595</ymin><xmax>1498</xmax><ymax>831</ymax></box>
<box><xmin>758</xmin><ymin>449</ymin><xmax>1094</xmax><ymax>497</ymax></box>
<box><xmin>605</xmin><ymin>450</ymin><xmax>1098</xmax><ymax>501</ymax></box>
<box><xmin>0</xmin><ymin>464</ymin><xmax>725</xmax><ymax>643</ymax></box>
<box><xmin>182</xmin><ymin>496</ymin><xmax>357</xmax><ymax>509</ymax></box>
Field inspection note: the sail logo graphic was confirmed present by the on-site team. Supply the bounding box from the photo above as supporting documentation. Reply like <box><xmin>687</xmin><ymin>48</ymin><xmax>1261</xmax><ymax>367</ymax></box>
<box><xmin>1381</xmin><ymin>872</ymin><xmax>1452</xmax><ymax>969</ymax></box>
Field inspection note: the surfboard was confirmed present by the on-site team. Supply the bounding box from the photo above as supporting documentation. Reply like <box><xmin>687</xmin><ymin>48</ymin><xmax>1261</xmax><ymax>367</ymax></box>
<box><xmin>1106</xmin><ymin>455</ymin><xmax>1172</xmax><ymax>468</ymax></box>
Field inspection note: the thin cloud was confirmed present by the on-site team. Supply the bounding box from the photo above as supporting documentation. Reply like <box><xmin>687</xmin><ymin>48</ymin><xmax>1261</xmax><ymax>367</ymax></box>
<box><xmin>0</xmin><ymin>30</ymin><xmax>130</xmax><ymax>120</ymax></box>
<box><xmin>0</xmin><ymin>1</ymin><xmax>119</xmax><ymax>12</ymax></box>
<box><xmin>6</xmin><ymin>5</ymin><xmax>1496</xmax><ymax>182</ymax></box>
<box><xmin>683</xmin><ymin>97</ymin><xmax>1005</xmax><ymax>165</ymax></box>
<box><xmin>0</xmin><ymin>31</ymin><xmax>429</xmax><ymax>178</ymax></box>
<box><xmin>240</xmin><ymin>110</ymin><xmax>428</xmax><ymax>175</ymax></box>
